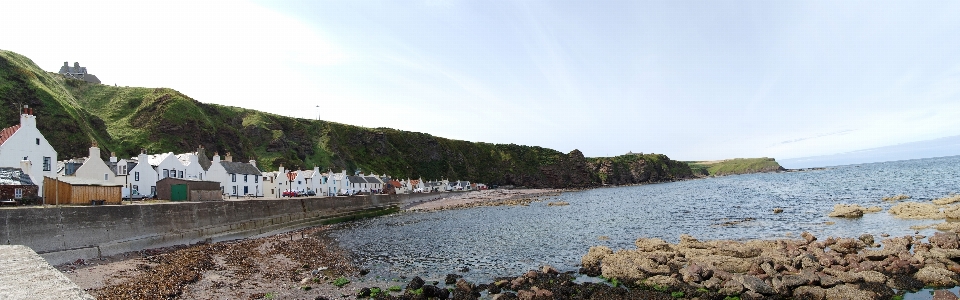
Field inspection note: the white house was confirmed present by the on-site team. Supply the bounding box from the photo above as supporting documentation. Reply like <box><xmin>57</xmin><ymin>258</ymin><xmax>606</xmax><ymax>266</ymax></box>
<box><xmin>206</xmin><ymin>153</ymin><xmax>262</xmax><ymax>197</ymax></box>
<box><xmin>326</xmin><ymin>170</ymin><xmax>348</xmax><ymax>196</ymax></box>
<box><xmin>0</xmin><ymin>106</ymin><xmax>57</xmax><ymax>191</ymax></box>
<box><xmin>71</xmin><ymin>144</ymin><xmax>127</xmax><ymax>185</ymax></box>
<box><xmin>127</xmin><ymin>150</ymin><xmax>159</xmax><ymax>197</ymax></box>
<box><xmin>150</xmin><ymin>152</ymin><xmax>185</xmax><ymax>180</ymax></box>
<box><xmin>175</xmin><ymin>152</ymin><xmax>206</xmax><ymax>181</ymax></box>
<box><xmin>292</xmin><ymin>169</ymin><xmax>312</xmax><ymax>193</ymax></box>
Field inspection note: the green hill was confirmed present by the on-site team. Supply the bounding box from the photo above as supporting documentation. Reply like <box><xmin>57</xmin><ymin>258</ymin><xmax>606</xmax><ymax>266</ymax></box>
<box><xmin>0</xmin><ymin>50</ymin><xmax>692</xmax><ymax>187</ymax></box>
<box><xmin>686</xmin><ymin>158</ymin><xmax>785</xmax><ymax>176</ymax></box>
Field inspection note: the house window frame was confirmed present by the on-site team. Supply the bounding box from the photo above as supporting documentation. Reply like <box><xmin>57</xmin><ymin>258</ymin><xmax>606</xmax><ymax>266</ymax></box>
<box><xmin>14</xmin><ymin>188</ymin><xmax>23</xmax><ymax>199</ymax></box>
<box><xmin>35</xmin><ymin>138</ymin><xmax>39</xmax><ymax>145</ymax></box>
<box><xmin>232</xmin><ymin>174</ymin><xmax>236</xmax><ymax>182</ymax></box>
<box><xmin>43</xmin><ymin>157</ymin><xmax>51</xmax><ymax>171</ymax></box>
<box><xmin>163</xmin><ymin>169</ymin><xmax>169</xmax><ymax>178</ymax></box>
<box><xmin>135</xmin><ymin>172</ymin><xmax>140</xmax><ymax>181</ymax></box>
<box><xmin>133</xmin><ymin>185</ymin><xmax>139</xmax><ymax>192</ymax></box>
<box><xmin>178</xmin><ymin>171</ymin><xmax>183</xmax><ymax>178</ymax></box>
<box><xmin>244</xmin><ymin>175</ymin><xmax>248</xmax><ymax>182</ymax></box>
<box><xmin>255</xmin><ymin>176</ymin><xmax>258</xmax><ymax>183</ymax></box>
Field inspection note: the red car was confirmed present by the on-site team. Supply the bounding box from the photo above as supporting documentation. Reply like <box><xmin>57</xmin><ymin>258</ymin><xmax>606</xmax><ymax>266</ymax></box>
<box><xmin>282</xmin><ymin>191</ymin><xmax>298</xmax><ymax>197</ymax></box>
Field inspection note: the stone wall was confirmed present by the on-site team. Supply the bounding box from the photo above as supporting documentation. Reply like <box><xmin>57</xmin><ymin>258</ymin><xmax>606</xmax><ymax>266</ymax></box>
<box><xmin>0</xmin><ymin>193</ymin><xmax>451</xmax><ymax>265</ymax></box>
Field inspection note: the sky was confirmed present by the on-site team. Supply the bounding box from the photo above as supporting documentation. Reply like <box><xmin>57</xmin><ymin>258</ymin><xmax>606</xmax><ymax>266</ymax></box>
<box><xmin>3</xmin><ymin>1</ymin><xmax>960</xmax><ymax>164</ymax></box>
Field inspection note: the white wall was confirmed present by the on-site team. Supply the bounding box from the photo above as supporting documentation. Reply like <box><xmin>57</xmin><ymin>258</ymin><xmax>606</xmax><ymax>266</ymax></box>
<box><xmin>0</xmin><ymin>113</ymin><xmax>57</xmax><ymax>191</ymax></box>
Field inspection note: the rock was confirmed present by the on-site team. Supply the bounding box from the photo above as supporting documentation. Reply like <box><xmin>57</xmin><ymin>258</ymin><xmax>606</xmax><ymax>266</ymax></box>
<box><xmin>541</xmin><ymin>265</ymin><xmax>559</xmax><ymax>275</ymax></box>
<box><xmin>356</xmin><ymin>287</ymin><xmax>371</xmax><ymax>298</ymax></box>
<box><xmin>829</xmin><ymin>204</ymin><xmax>866</xmax><ymax>218</ymax></box>
<box><xmin>793</xmin><ymin>286</ymin><xmax>827</xmax><ymax>300</ymax></box>
<box><xmin>407</xmin><ymin>276</ymin><xmax>425</xmax><ymax>290</ymax></box>
<box><xmin>546</xmin><ymin>201</ymin><xmax>569</xmax><ymax>206</ymax></box>
<box><xmin>735</xmin><ymin>274</ymin><xmax>774</xmax><ymax>295</ymax></box>
<box><xmin>830</xmin><ymin>238</ymin><xmax>865</xmax><ymax>254</ymax></box>
<box><xmin>645</xmin><ymin>275</ymin><xmax>681</xmax><ymax>289</ymax></box>
<box><xmin>890</xmin><ymin>202</ymin><xmax>944</xmax><ymax>219</ymax></box>
<box><xmin>702</xmin><ymin>277</ymin><xmax>723</xmax><ymax>289</ymax></box>
<box><xmin>635</xmin><ymin>238</ymin><xmax>672</xmax><ymax>252</ymax></box>
<box><xmin>719</xmin><ymin>279</ymin><xmax>744</xmax><ymax>295</ymax></box>
<box><xmin>679</xmin><ymin>234</ymin><xmax>711</xmax><ymax>249</ymax></box>
<box><xmin>510</xmin><ymin>276</ymin><xmax>526</xmax><ymax>289</ymax></box>
<box><xmin>773</xmin><ymin>208</ymin><xmax>784</xmax><ymax>213</ymax></box>
<box><xmin>930</xmin><ymin>232</ymin><xmax>960</xmax><ymax>249</ymax></box>
<box><xmin>741</xmin><ymin>290</ymin><xmax>765</xmax><ymax>300</ymax></box>
<box><xmin>856</xmin><ymin>271</ymin><xmax>887</xmax><ymax>284</ymax></box>
<box><xmin>488</xmin><ymin>284</ymin><xmax>502</xmax><ymax>294</ymax></box>
<box><xmin>517</xmin><ymin>286</ymin><xmax>552</xmax><ymax>300</ymax></box>
<box><xmin>858</xmin><ymin>234</ymin><xmax>875</xmax><ymax>247</ymax></box>
<box><xmin>680</xmin><ymin>263</ymin><xmax>711</xmax><ymax>283</ymax></box>
<box><xmin>456</xmin><ymin>279</ymin><xmax>474</xmax><ymax>292</ymax></box>
<box><xmin>300</xmin><ymin>277</ymin><xmax>311</xmax><ymax>284</ymax></box>
<box><xmin>445</xmin><ymin>274</ymin><xmax>462</xmax><ymax>285</ymax></box>
<box><xmin>802</xmin><ymin>232</ymin><xmax>817</xmax><ymax>244</ymax></box>
<box><xmin>865</xmin><ymin>206</ymin><xmax>882</xmax><ymax>212</ymax></box>
<box><xmin>716</xmin><ymin>242</ymin><xmax>762</xmax><ymax>258</ymax></box>
<box><xmin>421</xmin><ymin>285</ymin><xmax>444</xmax><ymax>298</ymax></box>
<box><xmin>824</xmin><ymin>283</ymin><xmax>880</xmax><ymax>300</ymax></box>
<box><xmin>934</xmin><ymin>290</ymin><xmax>960</xmax><ymax>300</ymax></box>
<box><xmin>580</xmin><ymin>246</ymin><xmax>612</xmax><ymax>276</ymax></box>
<box><xmin>916</xmin><ymin>265</ymin><xmax>959</xmax><ymax>286</ymax></box>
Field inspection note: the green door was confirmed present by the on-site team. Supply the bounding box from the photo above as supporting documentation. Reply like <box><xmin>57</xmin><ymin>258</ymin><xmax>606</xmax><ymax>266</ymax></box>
<box><xmin>171</xmin><ymin>184</ymin><xmax>187</xmax><ymax>201</ymax></box>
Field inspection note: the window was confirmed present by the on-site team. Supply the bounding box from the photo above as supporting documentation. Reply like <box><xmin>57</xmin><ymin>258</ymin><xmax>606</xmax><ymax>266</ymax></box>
<box><xmin>178</xmin><ymin>171</ymin><xmax>183</xmax><ymax>178</ymax></box>
<box><xmin>244</xmin><ymin>186</ymin><xmax>249</xmax><ymax>194</ymax></box>
<box><xmin>255</xmin><ymin>176</ymin><xmax>258</xmax><ymax>183</ymax></box>
<box><xmin>163</xmin><ymin>169</ymin><xmax>169</xmax><ymax>178</ymax></box>
<box><xmin>232</xmin><ymin>174</ymin><xmax>236</xmax><ymax>182</ymax></box>
<box><xmin>244</xmin><ymin>175</ymin><xmax>248</xmax><ymax>182</ymax></box>
<box><xmin>151</xmin><ymin>186</ymin><xmax>156</xmax><ymax>196</ymax></box>
<box><xmin>232</xmin><ymin>186</ymin><xmax>237</xmax><ymax>195</ymax></box>
<box><xmin>104</xmin><ymin>174</ymin><xmax>108</xmax><ymax>180</ymax></box>
<box><xmin>199</xmin><ymin>173</ymin><xmax>203</xmax><ymax>180</ymax></box>
<box><xmin>133</xmin><ymin>185</ymin><xmax>139</xmax><ymax>192</ymax></box>
<box><xmin>35</xmin><ymin>138</ymin><xmax>39</xmax><ymax>145</ymax></box>
<box><xmin>14</xmin><ymin>188</ymin><xmax>23</xmax><ymax>199</ymax></box>
<box><xmin>43</xmin><ymin>157</ymin><xmax>51</xmax><ymax>171</ymax></box>
<box><xmin>135</xmin><ymin>172</ymin><xmax>140</xmax><ymax>181</ymax></box>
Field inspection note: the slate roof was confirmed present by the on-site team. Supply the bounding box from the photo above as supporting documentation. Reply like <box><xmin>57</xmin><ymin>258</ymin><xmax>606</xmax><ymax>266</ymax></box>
<box><xmin>220</xmin><ymin>161</ymin><xmax>261</xmax><ymax>175</ymax></box>
<box><xmin>347</xmin><ymin>175</ymin><xmax>367</xmax><ymax>183</ymax></box>
<box><xmin>196</xmin><ymin>152</ymin><xmax>212</xmax><ymax>171</ymax></box>
<box><xmin>364</xmin><ymin>176</ymin><xmax>382</xmax><ymax>184</ymax></box>
<box><xmin>0</xmin><ymin>168</ymin><xmax>35</xmax><ymax>186</ymax></box>
<box><xmin>0</xmin><ymin>124</ymin><xmax>20</xmax><ymax>146</ymax></box>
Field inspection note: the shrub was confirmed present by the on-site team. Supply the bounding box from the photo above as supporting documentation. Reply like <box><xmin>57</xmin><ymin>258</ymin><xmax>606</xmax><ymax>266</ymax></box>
<box><xmin>333</xmin><ymin>277</ymin><xmax>350</xmax><ymax>287</ymax></box>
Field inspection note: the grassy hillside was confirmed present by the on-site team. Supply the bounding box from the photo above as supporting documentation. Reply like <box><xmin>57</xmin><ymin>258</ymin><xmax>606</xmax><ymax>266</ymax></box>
<box><xmin>0</xmin><ymin>50</ymin><xmax>693</xmax><ymax>187</ymax></box>
<box><xmin>687</xmin><ymin>157</ymin><xmax>784</xmax><ymax>176</ymax></box>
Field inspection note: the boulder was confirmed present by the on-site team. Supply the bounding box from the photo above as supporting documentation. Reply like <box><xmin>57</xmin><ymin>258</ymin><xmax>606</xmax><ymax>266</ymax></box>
<box><xmin>644</xmin><ymin>275</ymin><xmax>682</xmax><ymax>289</ymax></box>
<box><xmin>828</xmin><ymin>204</ymin><xmax>866</xmax><ymax>218</ymax></box>
<box><xmin>823</xmin><ymin>284</ymin><xmax>880</xmax><ymax>300</ymax></box>
<box><xmin>718</xmin><ymin>279</ymin><xmax>744</xmax><ymax>295</ymax></box>
<box><xmin>680</xmin><ymin>263</ymin><xmax>710</xmax><ymax>283</ymax></box>
<box><xmin>801</xmin><ymin>232</ymin><xmax>817</xmax><ymax>244</ymax></box>
<box><xmin>635</xmin><ymin>238</ymin><xmax>672</xmax><ymax>252</ymax></box>
<box><xmin>580</xmin><ymin>246</ymin><xmax>612</xmax><ymax>276</ymax></box>
<box><xmin>793</xmin><ymin>286</ymin><xmax>827</xmax><ymax>300</ymax></box>
<box><xmin>541</xmin><ymin>265</ymin><xmax>559</xmax><ymax>275</ymax></box>
<box><xmin>407</xmin><ymin>276</ymin><xmax>425</xmax><ymax>290</ymax></box>
<box><xmin>934</xmin><ymin>290</ymin><xmax>960</xmax><ymax>300</ymax></box>
<box><xmin>930</xmin><ymin>232</ymin><xmax>960</xmax><ymax>249</ymax></box>
<box><xmin>715</xmin><ymin>242</ymin><xmax>762</xmax><ymax>258</ymax></box>
<box><xmin>915</xmin><ymin>265</ymin><xmax>959</xmax><ymax>286</ymax></box>
<box><xmin>830</xmin><ymin>238</ymin><xmax>865</xmax><ymax>254</ymax></box>
<box><xmin>889</xmin><ymin>202</ymin><xmax>944</xmax><ymax>219</ymax></box>
<box><xmin>734</xmin><ymin>274</ymin><xmax>775</xmax><ymax>295</ymax></box>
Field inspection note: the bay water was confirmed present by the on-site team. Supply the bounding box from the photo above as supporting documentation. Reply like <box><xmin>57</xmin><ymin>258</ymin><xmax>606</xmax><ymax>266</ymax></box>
<box><xmin>330</xmin><ymin>155</ymin><xmax>960</xmax><ymax>288</ymax></box>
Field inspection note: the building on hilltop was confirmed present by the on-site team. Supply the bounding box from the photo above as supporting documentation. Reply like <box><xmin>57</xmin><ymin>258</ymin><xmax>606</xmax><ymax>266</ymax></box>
<box><xmin>58</xmin><ymin>62</ymin><xmax>101</xmax><ymax>84</ymax></box>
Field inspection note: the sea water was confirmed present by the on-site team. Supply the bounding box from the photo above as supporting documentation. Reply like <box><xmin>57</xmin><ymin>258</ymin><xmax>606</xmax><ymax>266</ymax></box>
<box><xmin>329</xmin><ymin>155</ymin><xmax>960</xmax><ymax>289</ymax></box>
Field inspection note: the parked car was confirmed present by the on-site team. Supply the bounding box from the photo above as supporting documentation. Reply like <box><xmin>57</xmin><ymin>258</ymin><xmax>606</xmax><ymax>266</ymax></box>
<box><xmin>305</xmin><ymin>190</ymin><xmax>316</xmax><ymax>196</ymax></box>
<box><xmin>282</xmin><ymin>190</ymin><xmax>298</xmax><ymax>197</ymax></box>
<box><xmin>122</xmin><ymin>188</ymin><xmax>153</xmax><ymax>200</ymax></box>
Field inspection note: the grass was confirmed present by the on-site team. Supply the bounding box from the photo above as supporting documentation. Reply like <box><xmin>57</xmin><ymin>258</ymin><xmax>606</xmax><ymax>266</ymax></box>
<box><xmin>671</xmin><ymin>291</ymin><xmax>685</xmax><ymax>298</ymax></box>
<box><xmin>369</xmin><ymin>287</ymin><xmax>382</xmax><ymax>297</ymax></box>
<box><xmin>333</xmin><ymin>277</ymin><xmax>350</xmax><ymax>288</ymax></box>
<box><xmin>687</xmin><ymin>157</ymin><xmax>782</xmax><ymax>176</ymax></box>
<box><xmin>387</xmin><ymin>285</ymin><xmax>402</xmax><ymax>292</ymax></box>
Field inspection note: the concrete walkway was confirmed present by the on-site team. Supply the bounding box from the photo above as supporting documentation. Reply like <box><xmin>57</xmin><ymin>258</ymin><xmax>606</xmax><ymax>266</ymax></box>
<box><xmin>0</xmin><ymin>245</ymin><xmax>94</xmax><ymax>300</ymax></box>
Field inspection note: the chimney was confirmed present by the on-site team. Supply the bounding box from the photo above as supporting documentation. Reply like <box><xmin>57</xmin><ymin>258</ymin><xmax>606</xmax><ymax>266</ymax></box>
<box><xmin>89</xmin><ymin>143</ymin><xmax>101</xmax><ymax>160</ymax></box>
<box><xmin>212</xmin><ymin>152</ymin><xmax>220</xmax><ymax>163</ymax></box>
<box><xmin>64</xmin><ymin>62</ymin><xmax>69</xmax><ymax>67</ymax></box>
<box><xmin>110</xmin><ymin>152</ymin><xmax>118</xmax><ymax>163</ymax></box>
<box><xmin>278</xmin><ymin>164</ymin><xmax>285</xmax><ymax>174</ymax></box>
<box><xmin>138</xmin><ymin>149</ymin><xmax>148</xmax><ymax>164</ymax></box>
<box><xmin>249</xmin><ymin>159</ymin><xmax>257</xmax><ymax>168</ymax></box>
<box><xmin>19</xmin><ymin>159</ymin><xmax>32</xmax><ymax>178</ymax></box>
<box><xmin>20</xmin><ymin>105</ymin><xmax>36</xmax><ymax>128</ymax></box>
<box><xmin>225</xmin><ymin>152</ymin><xmax>232</xmax><ymax>162</ymax></box>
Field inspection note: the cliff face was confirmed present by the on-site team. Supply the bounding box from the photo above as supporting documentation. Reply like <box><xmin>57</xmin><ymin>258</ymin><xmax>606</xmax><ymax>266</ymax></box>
<box><xmin>0</xmin><ymin>50</ymin><xmax>692</xmax><ymax>188</ymax></box>
<box><xmin>589</xmin><ymin>154</ymin><xmax>694</xmax><ymax>185</ymax></box>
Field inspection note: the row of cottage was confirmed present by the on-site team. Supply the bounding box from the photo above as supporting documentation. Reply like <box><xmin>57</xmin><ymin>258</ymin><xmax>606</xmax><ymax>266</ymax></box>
<box><xmin>0</xmin><ymin>107</ymin><xmax>483</xmax><ymax>203</ymax></box>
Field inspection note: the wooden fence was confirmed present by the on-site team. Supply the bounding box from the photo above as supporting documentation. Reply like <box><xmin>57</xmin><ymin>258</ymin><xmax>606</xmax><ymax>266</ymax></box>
<box><xmin>42</xmin><ymin>177</ymin><xmax>122</xmax><ymax>205</ymax></box>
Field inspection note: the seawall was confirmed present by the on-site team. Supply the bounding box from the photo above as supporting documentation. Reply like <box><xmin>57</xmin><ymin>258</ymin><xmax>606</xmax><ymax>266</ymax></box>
<box><xmin>0</xmin><ymin>193</ymin><xmax>457</xmax><ymax>265</ymax></box>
